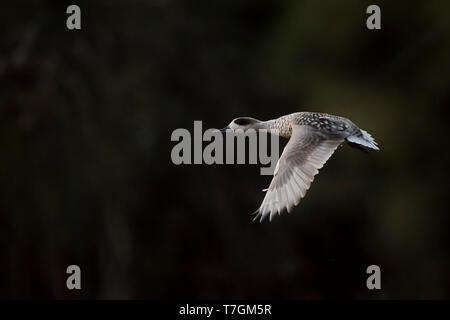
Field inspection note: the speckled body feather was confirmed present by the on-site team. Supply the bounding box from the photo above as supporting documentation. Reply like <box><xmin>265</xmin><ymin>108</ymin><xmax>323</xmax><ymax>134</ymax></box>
<box><xmin>268</xmin><ymin>112</ymin><xmax>360</xmax><ymax>138</ymax></box>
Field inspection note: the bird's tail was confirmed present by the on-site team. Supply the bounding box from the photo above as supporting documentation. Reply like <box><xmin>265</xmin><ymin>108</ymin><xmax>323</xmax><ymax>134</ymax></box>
<box><xmin>346</xmin><ymin>129</ymin><xmax>379</xmax><ymax>150</ymax></box>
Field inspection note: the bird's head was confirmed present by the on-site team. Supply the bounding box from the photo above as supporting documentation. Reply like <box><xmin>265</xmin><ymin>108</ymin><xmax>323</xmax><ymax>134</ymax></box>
<box><xmin>220</xmin><ymin>117</ymin><xmax>262</xmax><ymax>132</ymax></box>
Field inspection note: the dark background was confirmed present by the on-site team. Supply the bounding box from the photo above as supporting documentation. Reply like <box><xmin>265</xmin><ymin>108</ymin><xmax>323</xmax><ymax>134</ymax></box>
<box><xmin>1</xmin><ymin>0</ymin><xmax>449</xmax><ymax>299</ymax></box>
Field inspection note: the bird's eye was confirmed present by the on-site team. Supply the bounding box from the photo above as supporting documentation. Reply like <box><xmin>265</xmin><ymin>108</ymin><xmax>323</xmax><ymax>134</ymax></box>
<box><xmin>234</xmin><ymin>118</ymin><xmax>252</xmax><ymax>125</ymax></box>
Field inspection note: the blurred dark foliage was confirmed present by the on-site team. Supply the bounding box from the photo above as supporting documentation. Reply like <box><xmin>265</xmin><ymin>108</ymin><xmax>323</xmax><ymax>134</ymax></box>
<box><xmin>0</xmin><ymin>0</ymin><xmax>449</xmax><ymax>299</ymax></box>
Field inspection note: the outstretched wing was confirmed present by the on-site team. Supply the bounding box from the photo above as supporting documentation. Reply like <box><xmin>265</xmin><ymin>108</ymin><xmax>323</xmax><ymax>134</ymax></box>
<box><xmin>254</xmin><ymin>125</ymin><xmax>344</xmax><ymax>222</ymax></box>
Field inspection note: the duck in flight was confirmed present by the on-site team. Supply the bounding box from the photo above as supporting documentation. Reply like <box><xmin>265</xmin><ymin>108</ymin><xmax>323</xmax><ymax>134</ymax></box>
<box><xmin>221</xmin><ymin>112</ymin><xmax>379</xmax><ymax>222</ymax></box>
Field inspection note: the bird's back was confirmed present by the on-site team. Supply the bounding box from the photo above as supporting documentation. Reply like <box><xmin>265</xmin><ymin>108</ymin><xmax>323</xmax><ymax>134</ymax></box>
<box><xmin>276</xmin><ymin>112</ymin><xmax>360</xmax><ymax>139</ymax></box>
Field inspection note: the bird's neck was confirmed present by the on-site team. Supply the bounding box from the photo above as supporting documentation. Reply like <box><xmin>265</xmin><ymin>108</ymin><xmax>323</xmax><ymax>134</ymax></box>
<box><xmin>259</xmin><ymin>118</ymin><xmax>292</xmax><ymax>138</ymax></box>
